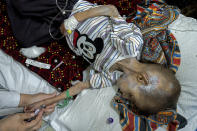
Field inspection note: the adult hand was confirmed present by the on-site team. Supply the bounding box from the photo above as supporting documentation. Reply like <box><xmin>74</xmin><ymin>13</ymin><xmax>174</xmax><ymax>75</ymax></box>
<box><xmin>22</xmin><ymin>92</ymin><xmax>57</xmax><ymax>115</ymax></box>
<box><xmin>20</xmin><ymin>92</ymin><xmax>57</xmax><ymax>107</ymax></box>
<box><xmin>0</xmin><ymin>111</ymin><xmax>43</xmax><ymax>131</ymax></box>
<box><xmin>25</xmin><ymin>82</ymin><xmax>90</xmax><ymax>112</ymax></box>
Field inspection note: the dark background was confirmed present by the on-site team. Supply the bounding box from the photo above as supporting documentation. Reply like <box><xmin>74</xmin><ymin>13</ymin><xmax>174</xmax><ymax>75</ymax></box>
<box><xmin>166</xmin><ymin>0</ymin><xmax>197</xmax><ymax>19</ymax></box>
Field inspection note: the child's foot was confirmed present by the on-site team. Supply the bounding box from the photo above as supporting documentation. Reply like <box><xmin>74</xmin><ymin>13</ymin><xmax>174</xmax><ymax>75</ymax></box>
<box><xmin>20</xmin><ymin>46</ymin><xmax>46</xmax><ymax>58</ymax></box>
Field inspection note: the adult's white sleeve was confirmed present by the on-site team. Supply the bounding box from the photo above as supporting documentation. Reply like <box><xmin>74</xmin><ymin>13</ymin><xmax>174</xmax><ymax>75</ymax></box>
<box><xmin>0</xmin><ymin>49</ymin><xmax>57</xmax><ymax>110</ymax></box>
<box><xmin>0</xmin><ymin>90</ymin><xmax>20</xmax><ymax>109</ymax></box>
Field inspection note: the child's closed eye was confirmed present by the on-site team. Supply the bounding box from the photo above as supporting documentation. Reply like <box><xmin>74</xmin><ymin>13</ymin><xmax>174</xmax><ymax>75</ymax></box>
<box><xmin>137</xmin><ymin>73</ymin><xmax>149</xmax><ymax>85</ymax></box>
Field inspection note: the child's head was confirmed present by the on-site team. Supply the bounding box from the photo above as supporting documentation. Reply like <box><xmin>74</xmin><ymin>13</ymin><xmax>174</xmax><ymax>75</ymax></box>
<box><xmin>117</xmin><ymin>63</ymin><xmax>181</xmax><ymax>114</ymax></box>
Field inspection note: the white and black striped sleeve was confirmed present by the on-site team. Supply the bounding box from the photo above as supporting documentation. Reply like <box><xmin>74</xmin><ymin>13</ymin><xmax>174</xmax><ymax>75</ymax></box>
<box><xmin>110</xmin><ymin>17</ymin><xmax>143</xmax><ymax>57</ymax></box>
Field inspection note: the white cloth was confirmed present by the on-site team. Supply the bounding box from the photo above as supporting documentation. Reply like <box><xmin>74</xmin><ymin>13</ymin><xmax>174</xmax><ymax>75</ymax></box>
<box><xmin>63</xmin><ymin>15</ymin><xmax>79</xmax><ymax>32</ymax></box>
<box><xmin>45</xmin><ymin>69</ymin><xmax>122</xmax><ymax>131</ymax></box>
<box><xmin>169</xmin><ymin>14</ymin><xmax>197</xmax><ymax>131</ymax></box>
<box><xmin>0</xmin><ymin>49</ymin><xmax>56</xmax><ymax>115</ymax></box>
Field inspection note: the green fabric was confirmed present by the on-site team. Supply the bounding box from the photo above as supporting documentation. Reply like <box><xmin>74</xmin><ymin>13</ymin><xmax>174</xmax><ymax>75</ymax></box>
<box><xmin>57</xmin><ymin>90</ymin><xmax>73</xmax><ymax>108</ymax></box>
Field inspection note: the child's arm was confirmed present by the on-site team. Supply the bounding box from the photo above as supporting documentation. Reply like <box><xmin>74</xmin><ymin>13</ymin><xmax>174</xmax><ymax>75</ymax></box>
<box><xmin>73</xmin><ymin>5</ymin><xmax>120</xmax><ymax>22</ymax></box>
<box><xmin>25</xmin><ymin>81</ymin><xmax>90</xmax><ymax>112</ymax></box>
<box><xmin>60</xmin><ymin>5</ymin><xmax>120</xmax><ymax>34</ymax></box>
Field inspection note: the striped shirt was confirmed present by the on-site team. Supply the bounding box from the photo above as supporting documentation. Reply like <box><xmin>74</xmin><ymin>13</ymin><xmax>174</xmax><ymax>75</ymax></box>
<box><xmin>66</xmin><ymin>0</ymin><xmax>143</xmax><ymax>88</ymax></box>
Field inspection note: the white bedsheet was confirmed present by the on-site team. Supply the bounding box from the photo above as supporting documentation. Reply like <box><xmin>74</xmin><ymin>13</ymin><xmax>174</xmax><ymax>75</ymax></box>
<box><xmin>169</xmin><ymin>14</ymin><xmax>197</xmax><ymax>131</ymax></box>
<box><xmin>45</xmin><ymin>70</ymin><xmax>122</xmax><ymax>131</ymax></box>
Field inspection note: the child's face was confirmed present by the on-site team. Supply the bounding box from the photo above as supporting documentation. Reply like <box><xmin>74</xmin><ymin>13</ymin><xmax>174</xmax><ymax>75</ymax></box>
<box><xmin>116</xmin><ymin>66</ymin><xmax>165</xmax><ymax>109</ymax></box>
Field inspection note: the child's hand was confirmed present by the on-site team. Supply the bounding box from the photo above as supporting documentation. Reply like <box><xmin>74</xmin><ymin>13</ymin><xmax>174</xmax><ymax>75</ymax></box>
<box><xmin>61</xmin><ymin>15</ymin><xmax>79</xmax><ymax>35</ymax></box>
<box><xmin>60</xmin><ymin>23</ymin><xmax>66</xmax><ymax>35</ymax></box>
<box><xmin>0</xmin><ymin>112</ymin><xmax>43</xmax><ymax>131</ymax></box>
<box><xmin>103</xmin><ymin>5</ymin><xmax>120</xmax><ymax>18</ymax></box>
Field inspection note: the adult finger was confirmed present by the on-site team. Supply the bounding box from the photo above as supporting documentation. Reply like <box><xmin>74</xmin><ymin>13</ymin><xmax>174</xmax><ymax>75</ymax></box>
<box><xmin>26</xmin><ymin>110</ymin><xmax>43</xmax><ymax>128</ymax></box>
<box><xmin>30</xmin><ymin>116</ymin><xmax>43</xmax><ymax>131</ymax></box>
<box><xmin>45</xmin><ymin>103</ymin><xmax>56</xmax><ymax>109</ymax></box>
<box><xmin>43</xmin><ymin>104</ymin><xmax>56</xmax><ymax>115</ymax></box>
<box><xmin>43</xmin><ymin>108</ymin><xmax>55</xmax><ymax>116</ymax></box>
<box><xmin>24</xmin><ymin>105</ymin><xmax>35</xmax><ymax>113</ymax></box>
<box><xmin>20</xmin><ymin>113</ymin><xmax>35</xmax><ymax>120</ymax></box>
<box><xmin>24</xmin><ymin>104</ymin><xmax>40</xmax><ymax>113</ymax></box>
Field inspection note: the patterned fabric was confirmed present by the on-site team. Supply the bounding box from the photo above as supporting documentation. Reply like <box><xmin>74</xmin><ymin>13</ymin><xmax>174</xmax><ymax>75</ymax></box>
<box><xmin>133</xmin><ymin>0</ymin><xmax>181</xmax><ymax>72</ymax></box>
<box><xmin>112</xmin><ymin>96</ymin><xmax>180</xmax><ymax>131</ymax></box>
<box><xmin>112</xmin><ymin>0</ymin><xmax>183</xmax><ymax>131</ymax></box>
<box><xmin>66</xmin><ymin>0</ymin><xmax>143</xmax><ymax>89</ymax></box>
<box><xmin>141</xmin><ymin>30</ymin><xmax>180</xmax><ymax>72</ymax></box>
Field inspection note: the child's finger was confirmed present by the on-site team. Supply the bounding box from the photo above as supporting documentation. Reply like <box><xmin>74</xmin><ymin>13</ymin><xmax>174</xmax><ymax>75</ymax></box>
<box><xmin>45</xmin><ymin>103</ymin><xmax>56</xmax><ymax>109</ymax></box>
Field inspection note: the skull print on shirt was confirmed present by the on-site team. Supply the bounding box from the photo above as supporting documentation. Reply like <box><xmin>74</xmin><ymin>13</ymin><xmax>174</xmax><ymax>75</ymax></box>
<box><xmin>73</xmin><ymin>30</ymin><xmax>104</xmax><ymax>63</ymax></box>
